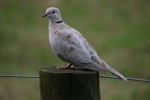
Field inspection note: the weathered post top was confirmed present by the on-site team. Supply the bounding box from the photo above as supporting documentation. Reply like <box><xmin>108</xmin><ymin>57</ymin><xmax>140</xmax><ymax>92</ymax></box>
<box><xmin>40</xmin><ymin>67</ymin><xmax>100</xmax><ymax>100</ymax></box>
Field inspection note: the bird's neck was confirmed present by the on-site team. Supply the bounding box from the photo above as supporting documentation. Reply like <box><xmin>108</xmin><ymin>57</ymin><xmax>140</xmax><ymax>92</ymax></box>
<box><xmin>48</xmin><ymin>20</ymin><xmax>63</xmax><ymax>31</ymax></box>
<box><xmin>56</xmin><ymin>20</ymin><xmax>63</xmax><ymax>23</ymax></box>
<box><xmin>49</xmin><ymin>15</ymin><xmax>63</xmax><ymax>24</ymax></box>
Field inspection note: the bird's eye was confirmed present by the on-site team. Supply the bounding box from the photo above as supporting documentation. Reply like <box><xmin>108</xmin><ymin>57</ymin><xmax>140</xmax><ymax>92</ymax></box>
<box><xmin>52</xmin><ymin>11</ymin><xmax>55</xmax><ymax>14</ymax></box>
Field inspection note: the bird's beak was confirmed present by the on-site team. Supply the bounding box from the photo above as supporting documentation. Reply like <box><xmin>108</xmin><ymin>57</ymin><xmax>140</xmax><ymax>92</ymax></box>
<box><xmin>42</xmin><ymin>13</ymin><xmax>48</xmax><ymax>18</ymax></box>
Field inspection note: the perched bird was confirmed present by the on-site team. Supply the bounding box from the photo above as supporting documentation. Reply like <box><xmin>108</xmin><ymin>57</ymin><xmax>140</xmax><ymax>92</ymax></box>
<box><xmin>42</xmin><ymin>7</ymin><xmax>127</xmax><ymax>81</ymax></box>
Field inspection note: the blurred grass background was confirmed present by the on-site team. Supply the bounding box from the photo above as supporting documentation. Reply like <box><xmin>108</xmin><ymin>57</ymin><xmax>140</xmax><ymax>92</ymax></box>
<box><xmin>0</xmin><ymin>0</ymin><xmax>150</xmax><ymax>100</ymax></box>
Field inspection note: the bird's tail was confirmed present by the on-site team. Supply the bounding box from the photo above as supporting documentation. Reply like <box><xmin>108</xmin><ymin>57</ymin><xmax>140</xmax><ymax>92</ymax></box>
<box><xmin>108</xmin><ymin>67</ymin><xmax>127</xmax><ymax>81</ymax></box>
<box><xmin>82</xmin><ymin>60</ymin><xmax>127</xmax><ymax>81</ymax></box>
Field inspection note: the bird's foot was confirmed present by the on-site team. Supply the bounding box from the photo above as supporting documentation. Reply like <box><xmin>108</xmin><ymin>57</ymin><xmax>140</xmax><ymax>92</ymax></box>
<box><xmin>56</xmin><ymin>64</ymin><xmax>75</xmax><ymax>69</ymax></box>
<box><xmin>56</xmin><ymin>64</ymin><xmax>85</xmax><ymax>70</ymax></box>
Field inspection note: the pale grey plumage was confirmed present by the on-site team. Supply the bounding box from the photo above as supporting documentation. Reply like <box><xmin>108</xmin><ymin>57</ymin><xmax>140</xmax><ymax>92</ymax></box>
<box><xmin>43</xmin><ymin>7</ymin><xmax>127</xmax><ymax>81</ymax></box>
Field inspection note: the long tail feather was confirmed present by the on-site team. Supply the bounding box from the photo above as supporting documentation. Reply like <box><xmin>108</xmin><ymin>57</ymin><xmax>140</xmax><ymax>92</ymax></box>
<box><xmin>108</xmin><ymin>67</ymin><xmax>127</xmax><ymax>81</ymax></box>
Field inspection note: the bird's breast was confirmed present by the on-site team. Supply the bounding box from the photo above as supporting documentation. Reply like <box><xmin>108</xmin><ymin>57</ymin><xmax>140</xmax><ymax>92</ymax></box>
<box><xmin>49</xmin><ymin>31</ymin><xmax>71</xmax><ymax>56</ymax></box>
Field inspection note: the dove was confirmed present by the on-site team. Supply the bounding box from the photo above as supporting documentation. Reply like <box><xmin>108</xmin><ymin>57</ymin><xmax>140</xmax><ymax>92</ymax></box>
<box><xmin>42</xmin><ymin>7</ymin><xmax>127</xmax><ymax>81</ymax></box>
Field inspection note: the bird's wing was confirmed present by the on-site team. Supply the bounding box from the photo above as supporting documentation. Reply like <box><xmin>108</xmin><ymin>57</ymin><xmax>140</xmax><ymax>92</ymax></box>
<box><xmin>53</xmin><ymin>28</ymin><xmax>92</xmax><ymax>66</ymax></box>
<box><xmin>72</xmin><ymin>29</ymin><xmax>127</xmax><ymax>81</ymax></box>
<box><xmin>71</xmin><ymin>29</ymin><xmax>106</xmax><ymax>67</ymax></box>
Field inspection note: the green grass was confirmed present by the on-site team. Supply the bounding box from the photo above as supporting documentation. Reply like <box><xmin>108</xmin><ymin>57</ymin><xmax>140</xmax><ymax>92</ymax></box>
<box><xmin>0</xmin><ymin>0</ymin><xmax>150</xmax><ymax>100</ymax></box>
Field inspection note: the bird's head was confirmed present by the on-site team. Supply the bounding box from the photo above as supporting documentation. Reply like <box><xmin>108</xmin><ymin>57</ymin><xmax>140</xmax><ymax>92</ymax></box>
<box><xmin>42</xmin><ymin>7</ymin><xmax>63</xmax><ymax>23</ymax></box>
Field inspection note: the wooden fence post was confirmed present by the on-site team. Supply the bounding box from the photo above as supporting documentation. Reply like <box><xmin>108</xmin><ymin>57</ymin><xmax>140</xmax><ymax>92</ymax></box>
<box><xmin>39</xmin><ymin>67</ymin><xmax>100</xmax><ymax>100</ymax></box>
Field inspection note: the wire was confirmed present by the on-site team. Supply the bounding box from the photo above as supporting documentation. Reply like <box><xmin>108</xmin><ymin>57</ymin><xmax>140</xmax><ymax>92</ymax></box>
<box><xmin>0</xmin><ymin>74</ymin><xmax>150</xmax><ymax>83</ymax></box>
<box><xmin>0</xmin><ymin>75</ymin><xmax>39</xmax><ymax>78</ymax></box>
<box><xmin>99</xmin><ymin>75</ymin><xmax>150</xmax><ymax>82</ymax></box>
